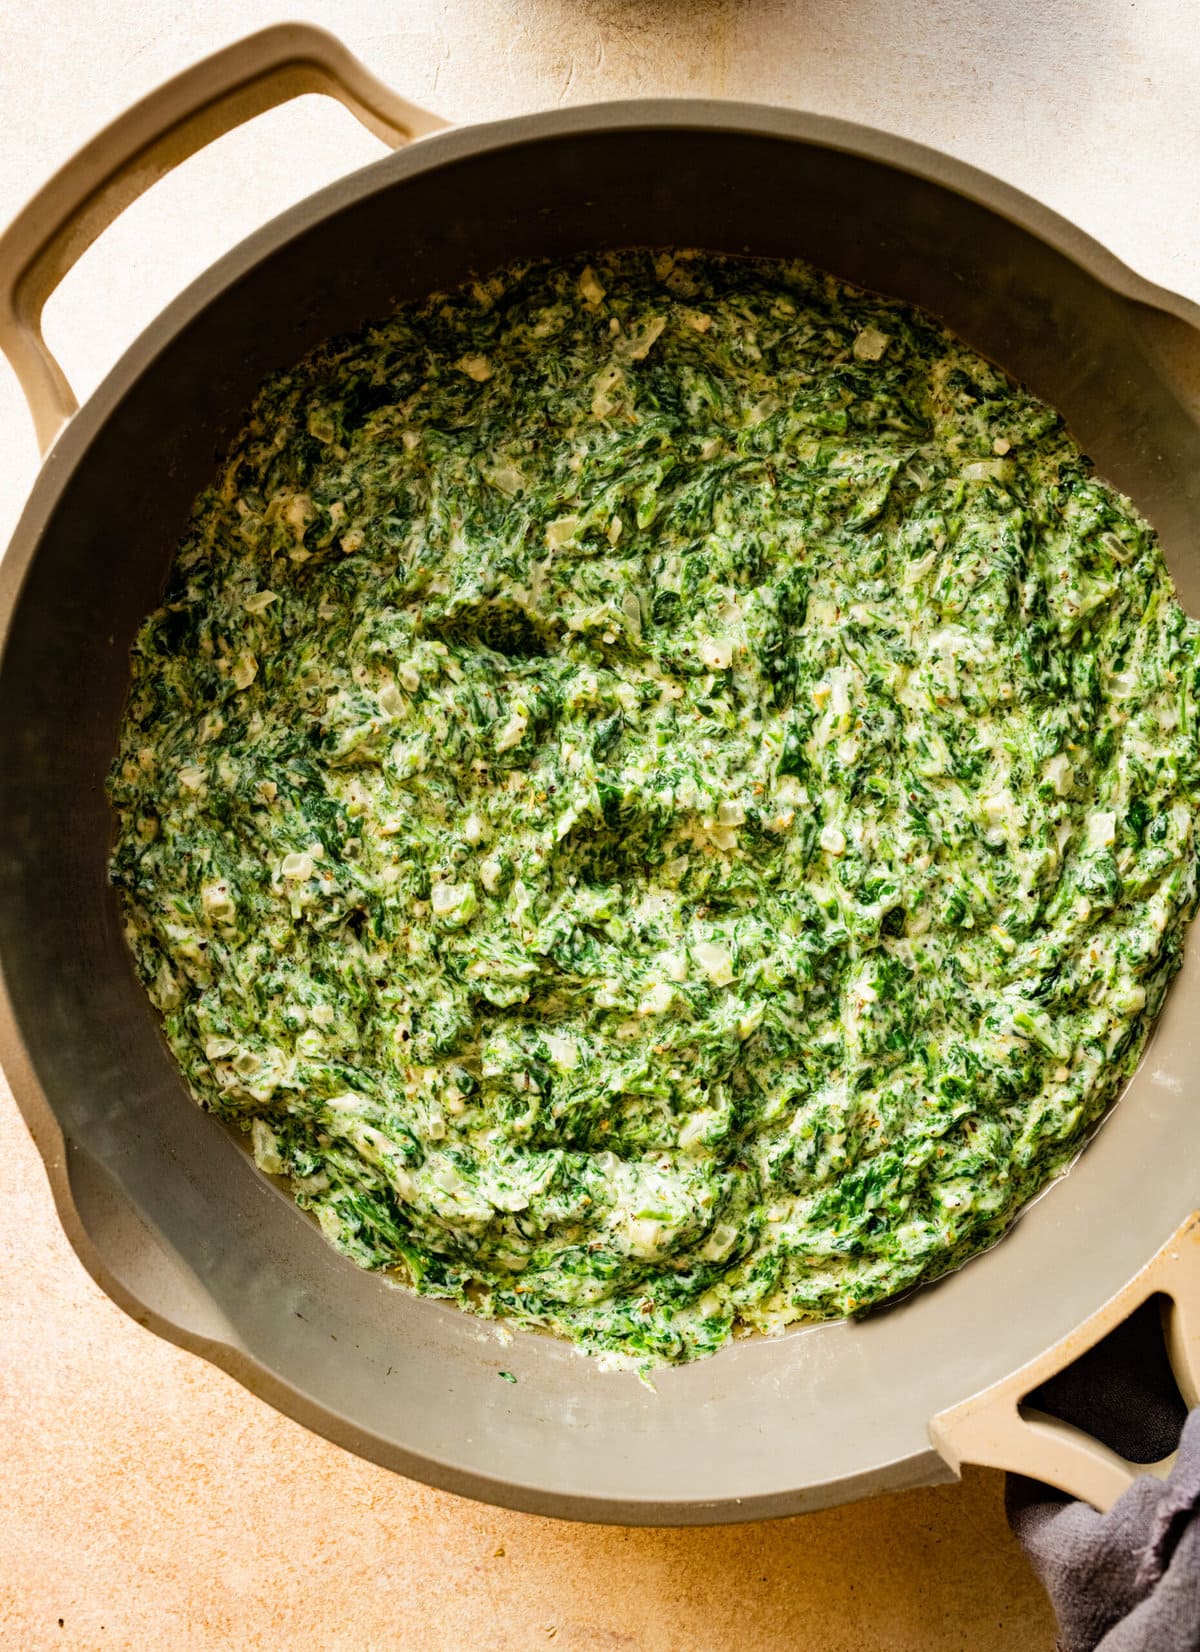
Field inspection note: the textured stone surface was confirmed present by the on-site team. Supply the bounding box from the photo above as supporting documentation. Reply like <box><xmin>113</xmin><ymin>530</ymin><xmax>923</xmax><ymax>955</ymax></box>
<box><xmin>4</xmin><ymin>2</ymin><xmax>1196</xmax><ymax>1644</ymax></box>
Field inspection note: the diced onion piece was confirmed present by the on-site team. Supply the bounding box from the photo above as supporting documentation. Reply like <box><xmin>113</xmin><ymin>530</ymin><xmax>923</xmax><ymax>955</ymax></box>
<box><xmin>546</xmin><ymin>515</ymin><xmax>580</xmax><ymax>550</ymax></box>
<box><xmin>251</xmin><ymin>1119</ymin><xmax>284</xmax><ymax>1176</ymax></box>
<box><xmin>431</xmin><ymin>881</ymin><xmax>478</xmax><ymax>925</ymax></box>
<box><xmin>819</xmin><ymin>824</ymin><xmax>846</xmax><ymax>856</ymax></box>
<box><xmin>1088</xmin><ymin>811</ymin><xmax>1116</xmax><ymax>851</ymax></box>
<box><xmin>699</xmin><ymin>637</ymin><xmax>733</xmax><ymax>670</ymax></box>
<box><xmin>579</xmin><ymin>266</ymin><xmax>606</xmax><ymax>305</ymax></box>
<box><xmin>962</xmin><ymin>458</ymin><xmax>1015</xmax><ymax>483</ymax></box>
<box><xmin>638</xmin><ymin>981</ymin><xmax>675</xmax><ymax>1015</ymax></box>
<box><xmin>1044</xmin><ymin>753</ymin><xmax>1074</xmax><ymax>796</ymax></box>
<box><xmin>701</xmin><ymin>1222</ymin><xmax>738</xmax><ymax>1261</ymax></box>
<box><xmin>543</xmin><ymin>1034</ymin><xmax>578</xmax><ymax>1070</ymax></box>
<box><xmin>678</xmin><ymin>1111</ymin><xmax>718</xmax><ymax>1151</ymax></box>
<box><xmin>625</xmin><ymin>315</ymin><xmax>666</xmax><ymax>361</ymax></box>
<box><xmin>201</xmin><ymin>881</ymin><xmax>236</xmax><ymax>923</ymax></box>
<box><xmin>694</xmin><ymin>941</ymin><xmax>734</xmax><ymax>986</ymax></box>
<box><xmin>852</xmin><ymin>326</ymin><xmax>889</xmax><ymax>361</ymax></box>
<box><xmin>495</xmin><ymin>710</ymin><xmax>528</xmax><ymax>752</ymax></box>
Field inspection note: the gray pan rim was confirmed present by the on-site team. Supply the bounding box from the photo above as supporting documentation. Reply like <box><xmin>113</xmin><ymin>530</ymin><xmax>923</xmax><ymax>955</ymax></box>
<box><xmin>3</xmin><ymin>98</ymin><xmax>1200</xmax><ymax>1524</ymax></box>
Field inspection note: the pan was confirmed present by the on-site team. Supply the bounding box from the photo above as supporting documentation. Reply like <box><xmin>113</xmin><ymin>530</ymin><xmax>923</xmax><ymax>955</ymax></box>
<box><xmin>2</xmin><ymin>24</ymin><xmax>1199</xmax><ymax>1523</ymax></box>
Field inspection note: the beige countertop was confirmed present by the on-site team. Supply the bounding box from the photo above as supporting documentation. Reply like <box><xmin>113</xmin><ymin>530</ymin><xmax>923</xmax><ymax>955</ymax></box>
<box><xmin>2</xmin><ymin>3</ymin><xmax>1197</xmax><ymax>1645</ymax></box>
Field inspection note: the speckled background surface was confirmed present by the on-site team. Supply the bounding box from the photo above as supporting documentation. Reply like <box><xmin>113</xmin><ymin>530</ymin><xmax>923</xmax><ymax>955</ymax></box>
<box><xmin>2</xmin><ymin>3</ymin><xmax>1197</xmax><ymax>1645</ymax></box>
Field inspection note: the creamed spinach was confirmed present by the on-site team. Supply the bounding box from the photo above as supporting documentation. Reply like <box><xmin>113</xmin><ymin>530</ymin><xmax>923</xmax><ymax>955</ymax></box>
<box><xmin>110</xmin><ymin>252</ymin><xmax>1200</xmax><ymax>1363</ymax></box>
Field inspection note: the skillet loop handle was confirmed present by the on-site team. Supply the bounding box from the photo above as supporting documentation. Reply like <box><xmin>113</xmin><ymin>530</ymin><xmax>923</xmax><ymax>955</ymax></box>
<box><xmin>930</xmin><ymin>1210</ymin><xmax>1200</xmax><ymax>1512</ymax></box>
<box><xmin>0</xmin><ymin>23</ymin><xmax>447</xmax><ymax>455</ymax></box>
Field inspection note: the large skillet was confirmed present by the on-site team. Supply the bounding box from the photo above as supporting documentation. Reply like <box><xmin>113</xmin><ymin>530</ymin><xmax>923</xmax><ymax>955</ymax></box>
<box><xmin>3</xmin><ymin>25</ymin><xmax>1200</xmax><ymax>1524</ymax></box>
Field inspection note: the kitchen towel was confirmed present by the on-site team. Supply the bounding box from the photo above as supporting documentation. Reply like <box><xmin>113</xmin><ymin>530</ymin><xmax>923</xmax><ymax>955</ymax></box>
<box><xmin>1007</xmin><ymin>1297</ymin><xmax>1199</xmax><ymax>1650</ymax></box>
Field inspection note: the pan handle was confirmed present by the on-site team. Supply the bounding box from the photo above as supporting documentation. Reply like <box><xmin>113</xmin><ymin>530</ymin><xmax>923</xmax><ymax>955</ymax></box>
<box><xmin>930</xmin><ymin>1210</ymin><xmax>1200</xmax><ymax>1510</ymax></box>
<box><xmin>0</xmin><ymin>23</ymin><xmax>447</xmax><ymax>455</ymax></box>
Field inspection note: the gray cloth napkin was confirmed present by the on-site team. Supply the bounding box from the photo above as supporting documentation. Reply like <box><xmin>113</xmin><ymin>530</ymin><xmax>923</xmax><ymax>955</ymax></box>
<box><xmin>1009</xmin><ymin>1414</ymin><xmax>1200</xmax><ymax>1650</ymax></box>
<box><xmin>1006</xmin><ymin>1298</ymin><xmax>1199</xmax><ymax>1650</ymax></box>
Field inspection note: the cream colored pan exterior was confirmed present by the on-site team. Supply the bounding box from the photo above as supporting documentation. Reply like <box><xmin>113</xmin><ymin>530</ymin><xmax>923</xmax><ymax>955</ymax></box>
<box><xmin>2</xmin><ymin>26</ymin><xmax>1200</xmax><ymax>1522</ymax></box>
